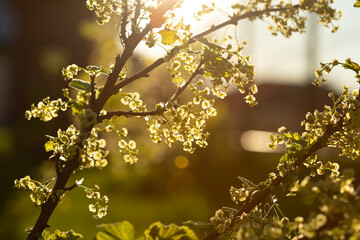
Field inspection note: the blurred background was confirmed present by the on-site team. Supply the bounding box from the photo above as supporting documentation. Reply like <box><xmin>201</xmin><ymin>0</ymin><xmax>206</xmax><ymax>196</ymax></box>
<box><xmin>0</xmin><ymin>0</ymin><xmax>360</xmax><ymax>239</ymax></box>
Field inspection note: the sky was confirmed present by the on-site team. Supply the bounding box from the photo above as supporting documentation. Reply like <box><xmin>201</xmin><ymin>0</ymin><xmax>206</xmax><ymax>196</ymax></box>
<box><xmin>144</xmin><ymin>0</ymin><xmax>360</xmax><ymax>92</ymax></box>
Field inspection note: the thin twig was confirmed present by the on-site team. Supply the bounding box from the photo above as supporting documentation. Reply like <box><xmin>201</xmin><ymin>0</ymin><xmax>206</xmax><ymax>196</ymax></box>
<box><xmin>98</xmin><ymin>109</ymin><xmax>161</xmax><ymax>122</ymax></box>
<box><xmin>90</xmin><ymin>75</ymin><xmax>96</xmax><ymax>108</ymax></box>
<box><xmin>55</xmin><ymin>155</ymin><xmax>61</xmax><ymax>176</ymax></box>
<box><xmin>169</xmin><ymin>61</ymin><xmax>204</xmax><ymax>102</ymax></box>
<box><xmin>63</xmin><ymin>182</ymin><xmax>80</xmax><ymax>192</ymax></box>
<box><xmin>121</xmin><ymin>0</ymin><xmax>129</xmax><ymax>44</ymax></box>
<box><xmin>131</xmin><ymin>0</ymin><xmax>141</xmax><ymax>33</ymax></box>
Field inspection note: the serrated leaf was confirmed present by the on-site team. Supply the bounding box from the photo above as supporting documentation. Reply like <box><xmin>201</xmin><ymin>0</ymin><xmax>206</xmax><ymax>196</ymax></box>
<box><xmin>355</xmin><ymin>1</ymin><xmax>360</xmax><ymax>7</ymax></box>
<box><xmin>159</xmin><ymin>30</ymin><xmax>178</xmax><ymax>45</ymax></box>
<box><xmin>96</xmin><ymin>221</ymin><xmax>135</xmax><ymax>240</ymax></box>
<box><xmin>69</xmin><ymin>79</ymin><xmax>91</xmax><ymax>92</ymax></box>
<box><xmin>144</xmin><ymin>222</ymin><xmax>198</xmax><ymax>240</ymax></box>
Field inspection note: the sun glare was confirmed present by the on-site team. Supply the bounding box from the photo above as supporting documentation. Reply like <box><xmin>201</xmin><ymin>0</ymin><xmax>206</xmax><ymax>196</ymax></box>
<box><xmin>136</xmin><ymin>0</ymin><xmax>234</xmax><ymax>58</ymax></box>
<box><xmin>174</xmin><ymin>0</ymin><xmax>207</xmax><ymax>25</ymax></box>
<box><xmin>174</xmin><ymin>0</ymin><xmax>235</xmax><ymax>28</ymax></box>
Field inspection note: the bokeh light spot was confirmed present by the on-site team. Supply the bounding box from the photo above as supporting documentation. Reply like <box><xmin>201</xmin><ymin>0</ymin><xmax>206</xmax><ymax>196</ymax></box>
<box><xmin>174</xmin><ymin>155</ymin><xmax>189</xmax><ymax>169</ymax></box>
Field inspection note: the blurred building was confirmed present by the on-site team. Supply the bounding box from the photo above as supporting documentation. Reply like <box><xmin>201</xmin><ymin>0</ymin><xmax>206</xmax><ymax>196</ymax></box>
<box><xmin>226</xmin><ymin>82</ymin><xmax>332</xmax><ymax>152</ymax></box>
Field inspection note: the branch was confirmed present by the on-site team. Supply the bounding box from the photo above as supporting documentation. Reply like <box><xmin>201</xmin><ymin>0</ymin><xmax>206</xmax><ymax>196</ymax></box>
<box><xmin>203</xmin><ymin>121</ymin><xmax>342</xmax><ymax>240</ymax></box>
<box><xmin>169</xmin><ymin>61</ymin><xmax>204</xmax><ymax>102</ymax></box>
<box><xmin>27</xmin><ymin>122</ymin><xmax>99</xmax><ymax>239</ymax></box>
<box><xmin>63</xmin><ymin>182</ymin><xmax>81</xmax><ymax>192</ymax></box>
<box><xmin>90</xmin><ymin>75</ymin><xmax>96</xmax><ymax>108</ymax></box>
<box><xmin>121</xmin><ymin>0</ymin><xmax>129</xmax><ymax>44</ymax></box>
<box><xmin>131</xmin><ymin>0</ymin><xmax>141</xmax><ymax>34</ymax></box>
<box><xmin>113</xmin><ymin>5</ymin><xmax>300</xmax><ymax>92</ymax></box>
<box><xmin>98</xmin><ymin>109</ymin><xmax>162</xmax><ymax>122</ymax></box>
<box><xmin>27</xmin><ymin>149</ymin><xmax>82</xmax><ymax>240</ymax></box>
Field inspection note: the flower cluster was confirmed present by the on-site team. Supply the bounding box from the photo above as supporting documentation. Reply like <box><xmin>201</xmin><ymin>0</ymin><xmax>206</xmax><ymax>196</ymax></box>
<box><xmin>229</xmin><ymin>176</ymin><xmax>258</xmax><ymax>205</ymax></box>
<box><xmin>201</xmin><ymin>40</ymin><xmax>257</xmax><ymax>106</ymax></box>
<box><xmin>118</xmin><ymin>138</ymin><xmax>138</xmax><ymax>164</ymax></box>
<box><xmin>62</xmin><ymin>64</ymin><xmax>79</xmax><ymax>80</ymax></box>
<box><xmin>146</xmin><ymin>99</ymin><xmax>215</xmax><ymax>153</ymax></box>
<box><xmin>106</xmin><ymin>121</ymin><xmax>139</xmax><ymax>164</ymax></box>
<box><xmin>210</xmin><ymin>208</ymin><xmax>236</xmax><ymax>234</ymax></box>
<box><xmin>120</xmin><ymin>92</ymin><xmax>147</xmax><ymax>112</ymax></box>
<box><xmin>42</xmin><ymin>229</ymin><xmax>82</xmax><ymax>240</ymax></box>
<box><xmin>229</xmin><ymin>0</ymin><xmax>341</xmax><ymax>37</ymax></box>
<box><xmin>86</xmin><ymin>0</ymin><xmax>120</xmax><ymax>25</ymax></box>
<box><xmin>168</xmin><ymin>48</ymin><xmax>199</xmax><ymax>86</ymax></box>
<box><xmin>85</xmin><ymin>184</ymin><xmax>109</xmax><ymax>219</ymax></box>
<box><xmin>266</xmin><ymin>84</ymin><xmax>360</xmax><ymax>180</ymax></box>
<box><xmin>217</xmin><ymin>208</ymin><xmax>299</xmax><ymax>239</ymax></box>
<box><xmin>80</xmin><ymin>128</ymin><xmax>108</xmax><ymax>169</ymax></box>
<box><xmin>14</xmin><ymin>176</ymin><xmax>52</xmax><ymax>207</ymax></box>
<box><xmin>294</xmin><ymin>169</ymin><xmax>360</xmax><ymax>239</ymax></box>
<box><xmin>25</xmin><ymin>97</ymin><xmax>67</xmax><ymax>122</ymax></box>
<box><xmin>328</xmin><ymin>88</ymin><xmax>360</xmax><ymax>160</ymax></box>
<box><xmin>44</xmin><ymin>125</ymin><xmax>80</xmax><ymax>164</ymax></box>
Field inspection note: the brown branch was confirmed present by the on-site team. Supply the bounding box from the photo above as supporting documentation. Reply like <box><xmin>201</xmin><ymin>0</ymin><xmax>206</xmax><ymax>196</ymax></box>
<box><xmin>131</xmin><ymin>0</ymin><xmax>141</xmax><ymax>33</ymax></box>
<box><xmin>90</xmin><ymin>75</ymin><xmax>96</xmax><ymax>108</ymax></box>
<box><xmin>27</xmin><ymin>149</ymin><xmax>82</xmax><ymax>240</ymax></box>
<box><xmin>98</xmin><ymin>109</ymin><xmax>161</xmax><ymax>122</ymax></box>
<box><xmin>63</xmin><ymin>182</ymin><xmax>80</xmax><ymax>192</ymax></box>
<box><xmin>203</xmin><ymin>122</ymin><xmax>342</xmax><ymax>240</ymax></box>
<box><xmin>121</xmin><ymin>0</ymin><xmax>129</xmax><ymax>44</ymax></box>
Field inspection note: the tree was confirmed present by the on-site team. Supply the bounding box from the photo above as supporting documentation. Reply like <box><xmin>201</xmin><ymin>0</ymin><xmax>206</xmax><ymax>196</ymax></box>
<box><xmin>14</xmin><ymin>0</ymin><xmax>360</xmax><ymax>239</ymax></box>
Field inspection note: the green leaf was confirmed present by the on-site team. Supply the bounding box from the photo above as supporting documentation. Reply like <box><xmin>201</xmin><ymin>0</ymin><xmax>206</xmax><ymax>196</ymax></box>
<box><xmin>96</xmin><ymin>221</ymin><xmax>135</xmax><ymax>240</ymax></box>
<box><xmin>159</xmin><ymin>30</ymin><xmax>178</xmax><ymax>45</ymax></box>
<box><xmin>69</xmin><ymin>79</ymin><xmax>91</xmax><ymax>92</ymax></box>
<box><xmin>144</xmin><ymin>222</ymin><xmax>198</xmax><ymax>240</ymax></box>
<box><xmin>44</xmin><ymin>141</ymin><xmax>55</xmax><ymax>152</ymax></box>
<box><xmin>355</xmin><ymin>1</ymin><xmax>360</xmax><ymax>7</ymax></box>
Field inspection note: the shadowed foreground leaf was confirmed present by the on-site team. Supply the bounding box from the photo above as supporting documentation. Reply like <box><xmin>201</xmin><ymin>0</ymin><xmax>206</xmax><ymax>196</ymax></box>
<box><xmin>96</xmin><ymin>221</ymin><xmax>135</xmax><ymax>240</ymax></box>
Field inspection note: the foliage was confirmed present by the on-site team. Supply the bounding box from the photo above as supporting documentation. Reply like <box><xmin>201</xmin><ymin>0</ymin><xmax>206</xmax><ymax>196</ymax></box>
<box><xmin>95</xmin><ymin>221</ymin><xmax>197</xmax><ymax>240</ymax></box>
<box><xmin>14</xmin><ymin>0</ymin><xmax>360</xmax><ymax>240</ymax></box>
<box><xmin>41</xmin><ymin>230</ymin><xmax>83</xmax><ymax>240</ymax></box>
